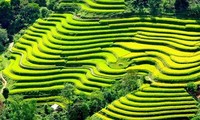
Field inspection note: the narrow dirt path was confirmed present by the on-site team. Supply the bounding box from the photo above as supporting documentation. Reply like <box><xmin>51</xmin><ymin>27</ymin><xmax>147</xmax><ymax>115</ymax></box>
<box><xmin>196</xmin><ymin>92</ymin><xmax>200</xmax><ymax>99</ymax></box>
<box><xmin>0</xmin><ymin>42</ymin><xmax>12</xmax><ymax>94</ymax></box>
<box><xmin>8</xmin><ymin>42</ymin><xmax>14</xmax><ymax>51</ymax></box>
<box><xmin>0</xmin><ymin>73</ymin><xmax>7</xmax><ymax>94</ymax></box>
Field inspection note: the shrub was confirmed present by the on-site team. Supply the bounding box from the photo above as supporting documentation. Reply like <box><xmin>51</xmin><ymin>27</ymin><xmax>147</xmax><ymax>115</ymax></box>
<box><xmin>187</xmin><ymin>82</ymin><xmax>197</xmax><ymax>93</ymax></box>
<box><xmin>39</xmin><ymin>7</ymin><xmax>51</xmax><ymax>18</ymax></box>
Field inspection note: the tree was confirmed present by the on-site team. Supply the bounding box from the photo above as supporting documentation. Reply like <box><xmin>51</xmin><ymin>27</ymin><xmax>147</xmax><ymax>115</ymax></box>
<box><xmin>0</xmin><ymin>96</ymin><xmax>37</xmax><ymax>120</ymax></box>
<box><xmin>19</xmin><ymin>3</ymin><xmax>40</xmax><ymax>25</ymax></box>
<box><xmin>134</xmin><ymin>0</ymin><xmax>149</xmax><ymax>14</ymax></box>
<box><xmin>60</xmin><ymin>83</ymin><xmax>75</xmax><ymax>118</ymax></box>
<box><xmin>58</xmin><ymin>72</ymin><xmax>144</xmax><ymax>119</ymax></box>
<box><xmin>187</xmin><ymin>2</ymin><xmax>200</xmax><ymax>18</ymax></box>
<box><xmin>175</xmin><ymin>0</ymin><xmax>189</xmax><ymax>13</ymax></box>
<box><xmin>10</xmin><ymin>2</ymin><xmax>40</xmax><ymax>34</ymax></box>
<box><xmin>162</xmin><ymin>0</ymin><xmax>176</xmax><ymax>13</ymax></box>
<box><xmin>0</xmin><ymin>27</ymin><xmax>9</xmax><ymax>44</ymax></box>
<box><xmin>44</xmin><ymin>104</ymin><xmax>52</xmax><ymax>115</ymax></box>
<box><xmin>102</xmin><ymin>87</ymin><xmax>115</xmax><ymax>103</ymax></box>
<box><xmin>0</xmin><ymin>1</ymin><xmax>12</xmax><ymax>28</ymax></box>
<box><xmin>2</xmin><ymin>88</ymin><xmax>9</xmax><ymax>100</ymax></box>
<box><xmin>60</xmin><ymin>83</ymin><xmax>75</xmax><ymax>103</ymax></box>
<box><xmin>11</xmin><ymin>0</ymin><xmax>20</xmax><ymax>7</ymax></box>
<box><xmin>69</xmin><ymin>102</ymin><xmax>90</xmax><ymax>120</ymax></box>
<box><xmin>88</xmin><ymin>90</ymin><xmax>105</xmax><ymax>115</ymax></box>
<box><xmin>148</xmin><ymin>0</ymin><xmax>162</xmax><ymax>15</ymax></box>
<box><xmin>46</xmin><ymin>0</ymin><xmax>59</xmax><ymax>11</ymax></box>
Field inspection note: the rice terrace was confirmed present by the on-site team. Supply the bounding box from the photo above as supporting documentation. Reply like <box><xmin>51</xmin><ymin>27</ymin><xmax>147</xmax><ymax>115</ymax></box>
<box><xmin>0</xmin><ymin>0</ymin><xmax>200</xmax><ymax>120</ymax></box>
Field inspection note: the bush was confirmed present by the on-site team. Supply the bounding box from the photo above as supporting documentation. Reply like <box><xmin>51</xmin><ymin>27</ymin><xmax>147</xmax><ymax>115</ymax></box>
<box><xmin>39</xmin><ymin>7</ymin><xmax>51</xmax><ymax>18</ymax></box>
<box><xmin>187</xmin><ymin>82</ymin><xmax>197</xmax><ymax>93</ymax></box>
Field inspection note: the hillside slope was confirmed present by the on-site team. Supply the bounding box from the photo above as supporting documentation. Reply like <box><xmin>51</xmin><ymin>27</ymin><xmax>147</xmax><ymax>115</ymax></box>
<box><xmin>2</xmin><ymin>13</ymin><xmax>200</xmax><ymax>119</ymax></box>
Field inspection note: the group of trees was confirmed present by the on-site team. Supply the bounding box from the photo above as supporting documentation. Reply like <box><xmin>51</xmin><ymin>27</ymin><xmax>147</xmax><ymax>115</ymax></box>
<box><xmin>0</xmin><ymin>96</ymin><xmax>37</xmax><ymax>120</ymax></box>
<box><xmin>47</xmin><ymin>71</ymin><xmax>144</xmax><ymax>120</ymax></box>
<box><xmin>0</xmin><ymin>0</ymin><xmax>40</xmax><ymax>38</ymax></box>
<box><xmin>0</xmin><ymin>0</ymin><xmax>54</xmax><ymax>52</ymax></box>
<box><xmin>0</xmin><ymin>71</ymin><xmax>144</xmax><ymax>120</ymax></box>
<box><xmin>124</xmin><ymin>0</ymin><xmax>200</xmax><ymax>17</ymax></box>
<box><xmin>0</xmin><ymin>0</ymin><xmax>78</xmax><ymax>52</ymax></box>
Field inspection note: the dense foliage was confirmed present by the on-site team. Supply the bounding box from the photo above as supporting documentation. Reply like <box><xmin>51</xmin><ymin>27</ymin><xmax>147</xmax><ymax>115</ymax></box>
<box><xmin>0</xmin><ymin>72</ymin><xmax>143</xmax><ymax>120</ymax></box>
<box><xmin>58</xmin><ymin>72</ymin><xmax>142</xmax><ymax>120</ymax></box>
<box><xmin>0</xmin><ymin>96</ymin><xmax>37</xmax><ymax>120</ymax></box>
<box><xmin>187</xmin><ymin>82</ymin><xmax>198</xmax><ymax>93</ymax></box>
<box><xmin>0</xmin><ymin>27</ymin><xmax>8</xmax><ymax>52</ymax></box>
<box><xmin>123</xmin><ymin>0</ymin><xmax>200</xmax><ymax>17</ymax></box>
<box><xmin>0</xmin><ymin>0</ymin><xmax>51</xmax><ymax>46</ymax></box>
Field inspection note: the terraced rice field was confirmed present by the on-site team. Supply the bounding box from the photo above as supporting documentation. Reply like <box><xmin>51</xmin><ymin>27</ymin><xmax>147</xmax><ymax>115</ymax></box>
<box><xmin>2</xmin><ymin>5</ymin><xmax>200</xmax><ymax>119</ymax></box>
<box><xmin>60</xmin><ymin>0</ymin><xmax>125</xmax><ymax>14</ymax></box>
<box><xmin>96</xmin><ymin>85</ymin><xmax>198</xmax><ymax>119</ymax></box>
